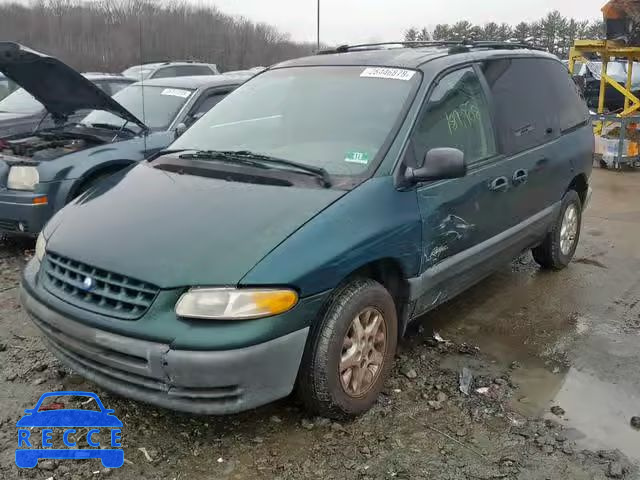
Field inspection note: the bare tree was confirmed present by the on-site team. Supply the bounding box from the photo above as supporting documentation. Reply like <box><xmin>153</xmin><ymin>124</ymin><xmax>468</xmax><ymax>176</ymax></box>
<box><xmin>0</xmin><ymin>0</ymin><xmax>314</xmax><ymax>72</ymax></box>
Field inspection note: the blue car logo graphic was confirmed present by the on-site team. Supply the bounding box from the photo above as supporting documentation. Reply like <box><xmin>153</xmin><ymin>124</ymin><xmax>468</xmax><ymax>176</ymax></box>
<box><xmin>16</xmin><ymin>391</ymin><xmax>123</xmax><ymax>469</ymax></box>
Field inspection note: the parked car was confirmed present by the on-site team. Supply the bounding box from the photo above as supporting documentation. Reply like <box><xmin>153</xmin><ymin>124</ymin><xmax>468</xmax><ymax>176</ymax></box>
<box><xmin>21</xmin><ymin>42</ymin><xmax>593</xmax><ymax>418</ymax></box>
<box><xmin>0</xmin><ymin>73</ymin><xmax>134</xmax><ymax>138</ymax></box>
<box><xmin>122</xmin><ymin>61</ymin><xmax>219</xmax><ymax>80</ymax></box>
<box><xmin>0</xmin><ymin>42</ymin><xmax>250</xmax><ymax>235</ymax></box>
<box><xmin>571</xmin><ymin>60</ymin><xmax>640</xmax><ymax>111</ymax></box>
<box><xmin>223</xmin><ymin>66</ymin><xmax>267</xmax><ymax>76</ymax></box>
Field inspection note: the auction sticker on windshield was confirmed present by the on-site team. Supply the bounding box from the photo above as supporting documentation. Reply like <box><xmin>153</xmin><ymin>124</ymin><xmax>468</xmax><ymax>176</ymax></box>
<box><xmin>344</xmin><ymin>151</ymin><xmax>370</xmax><ymax>165</ymax></box>
<box><xmin>161</xmin><ymin>88</ymin><xmax>191</xmax><ymax>98</ymax></box>
<box><xmin>360</xmin><ymin>67</ymin><xmax>416</xmax><ymax>81</ymax></box>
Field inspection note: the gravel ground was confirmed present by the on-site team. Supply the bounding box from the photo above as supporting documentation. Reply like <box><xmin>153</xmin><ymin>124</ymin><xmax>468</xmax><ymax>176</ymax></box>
<box><xmin>0</xmin><ymin>168</ymin><xmax>639</xmax><ymax>480</ymax></box>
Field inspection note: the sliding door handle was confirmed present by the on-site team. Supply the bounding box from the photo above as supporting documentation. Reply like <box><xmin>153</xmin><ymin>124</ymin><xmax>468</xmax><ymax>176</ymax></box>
<box><xmin>513</xmin><ymin>169</ymin><xmax>529</xmax><ymax>185</ymax></box>
<box><xmin>489</xmin><ymin>176</ymin><xmax>509</xmax><ymax>192</ymax></box>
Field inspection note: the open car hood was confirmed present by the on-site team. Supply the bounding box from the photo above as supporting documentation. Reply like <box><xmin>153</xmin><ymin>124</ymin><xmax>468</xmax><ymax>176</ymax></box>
<box><xmin>0</xmin><ymin>42</ymin><xmax>146</xmax><ymax>129</ymax></box>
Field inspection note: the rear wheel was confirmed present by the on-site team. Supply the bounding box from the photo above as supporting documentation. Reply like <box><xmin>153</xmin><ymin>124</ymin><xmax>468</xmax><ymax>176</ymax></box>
<box><xmin>532</xmin><ymin>190</ymin><xmax>582</xmax><ymax>270</ymax></box>
<box><xmin>297</xmin><ymin>278</ymin><xmax>398</xmax><ymax>419</ymax></box>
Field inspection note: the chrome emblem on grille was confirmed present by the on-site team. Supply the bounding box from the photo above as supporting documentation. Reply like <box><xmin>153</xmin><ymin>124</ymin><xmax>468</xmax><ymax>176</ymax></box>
<box><xmin>82</xmin><ymin>276</ymin><xmax>95</xmax><ymax>291</ymax></box>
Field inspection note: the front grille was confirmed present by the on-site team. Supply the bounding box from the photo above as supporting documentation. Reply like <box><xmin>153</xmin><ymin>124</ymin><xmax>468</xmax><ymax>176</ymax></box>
<box><xmin>42</xmin><ymin>252</ymin><xmax>159</xmax><ymax>320</ymax></box>
<box><xmin>0</xmin><ymin>219</ymin><xmax>20</xmax><ymax>231</ymax></box>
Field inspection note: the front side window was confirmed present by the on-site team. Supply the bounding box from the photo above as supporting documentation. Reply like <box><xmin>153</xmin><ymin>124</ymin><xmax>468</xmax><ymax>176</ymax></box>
<box><xmin>185</xmin><ymin>92</ymin><xmax>229</xmax><ymax>126</ymax></box>
<box><xmin>108</xmin><ymin>81</ymin><xmax>131</xmax><ymax>95</ymax></box>
<box><xmin>122</xmin><ymin>66</ymin><xmax>154</xmax><ymax>80</ymax></box>
<box><xmin>411</xmin><ymin>67</ymin><xmax>496</xmax><ymax>165</ymax></box>
<box><xmin>171</xmin><ymin>66</ymin><xmax>419</xmax><ymax>177</ymax></box>
<box><xmin>0</xmin><ymin>88</ymin><xmax>43</xmax><ymax>114</ymax></box>
<box><xmin>0</xmin><ymin>79</ymin><xmax>9</xmax><ymax>99</ymax></box>
<box><xmin>82</xmin><ymin>85</ymin><xmax>193</xmax><ymax>130</ymax></box>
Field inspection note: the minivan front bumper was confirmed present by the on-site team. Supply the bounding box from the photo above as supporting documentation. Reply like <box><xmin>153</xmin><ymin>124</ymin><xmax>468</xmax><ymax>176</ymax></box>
<box><xmin>21</xmin><ymin>267</ymin><xmax>310</xmax><ymax>415</ymax></box>
<box><xmin>0</xmin><ymin>189</ymin><xmax>52</xmax><ymax>234</ymax></box>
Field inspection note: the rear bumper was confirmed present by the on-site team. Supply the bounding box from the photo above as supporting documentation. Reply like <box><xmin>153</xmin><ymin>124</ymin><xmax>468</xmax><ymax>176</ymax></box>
<box><xmin>0</xmin><ymin>189</ymin><xmax>51</xmax><ymax>234</ymax></box>
<box><xmin>21</xmin><ymin>265</ymin><xmax>309</xmax><ymax>415</ymax></box>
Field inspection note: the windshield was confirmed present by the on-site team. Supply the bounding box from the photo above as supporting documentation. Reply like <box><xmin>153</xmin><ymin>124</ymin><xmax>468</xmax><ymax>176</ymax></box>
<box><xmin>122</xmin><ymin>66</ymin><xmax>154</xmax><ymax>80</ymax></box>
<box><xmin>82</xmin><ymin>84</ymin><xmax>193</xmax><ymax>130</ymax></box>
<box><xmin>0</xmin><ymin>87</ymin><xmax>43</xmax><ymax>114</ymax></box>
<box><xmin>171</xmin><ymin>66</ymin><xmax>419</xmax><ymax>177</ymax></box>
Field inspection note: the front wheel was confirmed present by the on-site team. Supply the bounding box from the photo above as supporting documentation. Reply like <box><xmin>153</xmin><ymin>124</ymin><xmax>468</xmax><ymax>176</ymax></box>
<box><xmin>532</xmin><ymin>190</ymin><xmax>582</xmax><ymax>270</ymax></box>
<box><xmin>297</xmin><ymin>278</ymin><xmax>398</xmax><ymax>419</ymax></box>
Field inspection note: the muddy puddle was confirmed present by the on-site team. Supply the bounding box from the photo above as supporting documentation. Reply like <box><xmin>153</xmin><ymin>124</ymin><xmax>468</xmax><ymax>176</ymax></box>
<box><xmin>425</xmin><ymin>242</ymin><xmax>640</xmax><ymax>464</ymax></box>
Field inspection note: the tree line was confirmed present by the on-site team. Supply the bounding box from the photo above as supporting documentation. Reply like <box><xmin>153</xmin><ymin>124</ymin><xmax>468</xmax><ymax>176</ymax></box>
<box><xmin>0</xmin><ymin>0</ymin><xmax>315</xmax><ymax>73</ymax></box>
<box><xmin>405</xmin><ymin>11</ymin><xmax>606</xmax><ymax>58</ymax></box>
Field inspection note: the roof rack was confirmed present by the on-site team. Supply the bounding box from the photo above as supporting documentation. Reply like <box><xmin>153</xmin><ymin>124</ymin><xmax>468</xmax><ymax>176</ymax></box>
<box><xmin>317</xmin><ymin>40</ymin><xmax>545</xmax><ymax>55</ymax></box>
<box><xmin>141</xmin><ymin>59</ymin><xmax>205</xmax><ymax>65</ymax></box>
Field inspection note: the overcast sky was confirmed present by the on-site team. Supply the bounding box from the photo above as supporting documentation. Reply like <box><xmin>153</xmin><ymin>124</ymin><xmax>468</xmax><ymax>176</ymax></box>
<box><xmin>204</xmin><ymin>0</ymin><xmax>606</xmax><ymax>45</ymax></box>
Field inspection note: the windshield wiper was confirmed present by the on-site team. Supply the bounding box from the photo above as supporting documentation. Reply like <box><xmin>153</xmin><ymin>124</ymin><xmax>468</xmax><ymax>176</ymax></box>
<box><xmin>179</xmin><ymin>150</ymin><xmax>331</xmax><ymax>187</ymax></box>
<box><xmin>177</xmin><ymin>150</ymin><xmax>271</xmax><ymax>170</ymax></box>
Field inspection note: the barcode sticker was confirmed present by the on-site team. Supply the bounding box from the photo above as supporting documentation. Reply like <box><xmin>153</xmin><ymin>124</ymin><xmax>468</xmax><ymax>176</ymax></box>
<box><xmin>360</xmin><ymin>67</ymin><xmax>416</xmax><ymax>81</ymax></box>
<box><xmin>161</xmin><ymin>88</ymin><xmax>192</xmax><ymax>98</ymax></box>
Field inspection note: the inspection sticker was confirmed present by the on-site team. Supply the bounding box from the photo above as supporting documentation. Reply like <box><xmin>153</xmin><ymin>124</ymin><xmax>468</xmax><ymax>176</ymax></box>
<box><xmin>161</xmin><ymin>88</ymin><xmax>191</xmax><ymax>98</ymax></box>
<box><xmin>344</xmin><ymin>151</ymin><xmax>370</xmax><ymax>165</ymax></box>
<box><xmin>360</xmin><ymin>67</ymin><xmax>416</xmax><ymax>81</ymax></box>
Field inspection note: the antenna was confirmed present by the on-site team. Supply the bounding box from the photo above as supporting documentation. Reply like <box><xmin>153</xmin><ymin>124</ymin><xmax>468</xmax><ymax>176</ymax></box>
<box><xmin>317</xmin><ymin>0</ymin><xmax>320</xmax><ymax>51</ymax></box>
<box><xmin>139</xmin><ymin>16</ymin><xmax>147</xmax><ymax>152</ymax></box>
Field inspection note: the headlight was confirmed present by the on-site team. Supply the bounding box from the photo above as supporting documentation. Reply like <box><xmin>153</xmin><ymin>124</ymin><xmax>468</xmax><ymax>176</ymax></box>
<box><xmin>176</xmin><ymin>288</ymin><xmax>298</xmax><ymax>320</ymax></box>
<box><xmin>8</xmin><ymin>166</ymin><xmax>39</xmax><ymax>191</ymax></box>
<box><xmin>35</xmin><ymin>232</ymin><xmax>47</xmax><ymax>262</ymax></box>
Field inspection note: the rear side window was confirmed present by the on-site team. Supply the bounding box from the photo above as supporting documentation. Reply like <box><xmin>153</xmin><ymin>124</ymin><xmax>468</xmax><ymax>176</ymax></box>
<box><xmin>411</xmin><ymin>67</ymin><xmax>496</xmax><ymax>165</ymax></box>
<box><xmin>174</xmin><ymin>65</ymin><xmax>214</xmax><ymax>76</ymax></box>
<box><xmin>152</xmin><ymin>67</ymin><xmax>179</xmax><ymax>79</ymax></box>
<box><xmin>545</xmin><ymin>61</ymin><xmax>590</xmax><ymax>133</ymax></box>
<box><xmin>482</xmin><ymin>58</ymin><xmax>588</xmax><ymax>155</ymax></box>
<box><xmin>152</xmin><ymin>65</ymin><xmax>213</xmax><ymax>79</ymax></box>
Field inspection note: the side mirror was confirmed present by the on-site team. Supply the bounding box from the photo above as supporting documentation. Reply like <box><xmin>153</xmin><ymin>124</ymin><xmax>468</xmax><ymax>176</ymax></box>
<box><xmin>175</xmin><ymin>122</ymin><xmax>188</xmax><ymax>137</ymax></box>
<box><xmin>405</xmin><ymin>148</ymin><xmax>466</xmax><ymax>183</ymax></box>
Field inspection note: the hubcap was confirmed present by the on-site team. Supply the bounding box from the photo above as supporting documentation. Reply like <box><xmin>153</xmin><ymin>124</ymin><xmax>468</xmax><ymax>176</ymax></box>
<box><xmin>560</xmin><ymin>204</ymin><xmax>579</xmax><ymax>255</ymax></box>
<box><xmin>339</xmin><ymin>307</ymin><xmax>387</xmax><ymax>398</ymax></box>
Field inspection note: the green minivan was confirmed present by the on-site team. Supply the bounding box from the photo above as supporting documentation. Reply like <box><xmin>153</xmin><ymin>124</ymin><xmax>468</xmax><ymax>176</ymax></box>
<box><xmin>21</xmin><ymin>42</ymin><xmax>593</xmax><ymax>417</ymax></box>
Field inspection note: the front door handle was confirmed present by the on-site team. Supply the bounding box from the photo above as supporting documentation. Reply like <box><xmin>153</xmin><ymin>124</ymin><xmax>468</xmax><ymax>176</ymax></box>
<box><xmin>513</xmin><ymin>169</ymin><xmax>529</xmax><ymax>185</ymax></box>
<box><xmin>489</xmin><ymin>176</ymin><xmax>509</xmax><ymax>192</ymax></box>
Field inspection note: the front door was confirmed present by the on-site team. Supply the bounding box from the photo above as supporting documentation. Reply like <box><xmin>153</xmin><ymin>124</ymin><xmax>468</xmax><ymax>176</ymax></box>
<box><xmin>409</xmin><ymin>66</ymin><xmax>519</xmax><ymax>316</ymax></box>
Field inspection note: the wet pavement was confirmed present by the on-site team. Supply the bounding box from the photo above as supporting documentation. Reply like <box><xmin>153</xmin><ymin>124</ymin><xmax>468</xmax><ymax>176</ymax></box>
<box><xmin>431</xmin><ymin>168</ymin><xmax>640</xmax><ymax>462</ymax></box>
<box><xmin>0</xmin><ymin>167</ymin><xmax>639</xmax><ymax>479</ymax></box>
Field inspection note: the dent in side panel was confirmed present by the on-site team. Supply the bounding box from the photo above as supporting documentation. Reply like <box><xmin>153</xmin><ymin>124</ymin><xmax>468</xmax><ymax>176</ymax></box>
<box><xmin>423</xmin><ymin>213</ymin><xmax>477</xmax><ymax>268</ymax></box>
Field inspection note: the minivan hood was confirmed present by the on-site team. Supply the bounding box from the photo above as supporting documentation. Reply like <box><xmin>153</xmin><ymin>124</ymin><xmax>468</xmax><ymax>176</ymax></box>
<box><xmin>46</xmin><ymin>163</ymin><xmax>345</xmax><ymax>288</ymax></box>
<box><xmin>0</xmin><ymin>42</ymin><xmax>146</xmax><ymax>129</ymax></box>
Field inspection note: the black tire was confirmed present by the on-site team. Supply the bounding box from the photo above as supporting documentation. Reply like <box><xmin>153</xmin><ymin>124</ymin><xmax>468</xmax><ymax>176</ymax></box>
<box><xmin>297</xmin><ymin>278</ymin><xmax>398</xmax><ymax>419</ymax></box>
<box><xmin>532</xmin><ymin>190</ymin><xmax>582</xmax><ymax>270</ymax></box>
